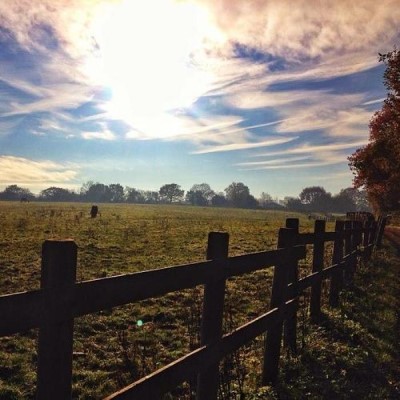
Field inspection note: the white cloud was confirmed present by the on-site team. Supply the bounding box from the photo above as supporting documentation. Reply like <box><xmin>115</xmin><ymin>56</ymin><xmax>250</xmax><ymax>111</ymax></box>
<box><xmin>193</xmin><ymin>137</ymin><xmax>297</xmax><ymax>154</ymax></box>
<box><xmin>237</xmin><ymin>139</ymin><xmax>368</xmax><ymax>171</ymax></box>
<box><xmin>2</xmin><ymin>84</ymin><xmax>93</xmax><ymax>117</ymax></box>
<box><xmin>0</xmin><ymin>155</ymin><xmax>79</xmax><ymax>186</ymax></box>
<box><xmin>198</xmin><ymin>0</ymin><xmax>400</xmax><ymax>61</ymax></box>
<box><xmin>253</xmin><ymin>140</ymin><xmax>368</xmax><ymax>158</ymax></box>
<box><xmin>81</xmin><ymin>128</ymin><xmax>115</xmax><ymax>140</ymax></box>
<box><xmin>238</xmin><ymin>159</ymin><xmax>342</xmax><ymax>171</ymax></box>
<box><xmin>237</xmin><ymin>156</ymin><xmax>312</xmax><ymax>167</ymax></box>
<box><xmin>362</xmin><ymin>97</ymin><xmax>386</xmax><ymax>106</ymax></box>
<box><xmin>125</xmin><ymin>114</ymin><xmax>243</xmax><ymax>140</ymax></box>
<box><xmin>220</xmin><ymin>81</ymin><xmax>373</xmax><ymax>138</ymax></box>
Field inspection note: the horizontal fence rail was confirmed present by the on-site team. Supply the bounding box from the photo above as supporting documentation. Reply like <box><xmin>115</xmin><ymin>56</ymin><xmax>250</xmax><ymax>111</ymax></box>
<box><xmin>0</xmin><ymin>247</ymin><xmax>306</xmax><ymax>336</ymax></box>
<box><xmin>0</xmin><ymin>215</ymin><xmax>387</xmax><ymax>399</ymax></box>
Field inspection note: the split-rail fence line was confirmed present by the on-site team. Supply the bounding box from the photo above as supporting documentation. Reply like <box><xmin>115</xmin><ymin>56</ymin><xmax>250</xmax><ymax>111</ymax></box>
<box><xmin>0</xmin><ymin>215</ymin><xmax>388</xmax><ymax>399</ymax></box>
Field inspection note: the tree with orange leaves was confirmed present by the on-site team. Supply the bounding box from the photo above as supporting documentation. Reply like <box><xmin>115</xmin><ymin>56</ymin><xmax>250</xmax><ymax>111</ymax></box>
<box><xmin>349</xmin><ymin>49</ymin><xmax>400</xmax><ymax>212</ymax></box>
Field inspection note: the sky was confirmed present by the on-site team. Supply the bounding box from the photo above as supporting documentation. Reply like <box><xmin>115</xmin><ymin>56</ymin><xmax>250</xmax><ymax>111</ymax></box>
<box><xmin>0</xmin><ymin>0</ymin><xmax>399</xmax><ymax>199</ymax></box>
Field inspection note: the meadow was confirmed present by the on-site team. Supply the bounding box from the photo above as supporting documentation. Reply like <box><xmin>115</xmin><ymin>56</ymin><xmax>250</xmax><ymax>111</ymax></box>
<box><xmin>0</xmin><ymin>202</ymin><xmax>398</xmax><ymax>399</ymax></box>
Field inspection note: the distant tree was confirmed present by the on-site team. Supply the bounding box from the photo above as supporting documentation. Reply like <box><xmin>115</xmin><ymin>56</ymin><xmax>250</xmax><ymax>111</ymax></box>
<box><xmin>0</xmin><ymin>185</ymin><xmax>35</xmax><ymax>201</ymax></box>
<box><xmin>186</xmin><ymin>190</ymin><xmax>208</xmax><ymax>206</ymax></box>
<box><xmin>331</xmin><ymin>189</ymin><xmax>357</xmax><ymax>213</ymax></box>
<box><xmin>109</xmin><ymin>183</ymin><xmax>124</xmax><ymax>203</ymax></box>
<box><xmin>81</xmin><ymin>182</ymin><xmax>112</xmax><ymax>202</ymax></box>
<box><xmin>125</xmin><ymin>187</ymin><xmax>146</xmax><ymax>203</ymax></box>
<box><xmin>142</xmin><ymin>190</ymin><xmax>160</xmax><ymax>204</ymax></box>
<box><xmin>39</xmin><ymin>187</ymin><xmax>77</xmax><ymax>202</ymax></box>
<box><xmin>259</xmin><ymin>192</ymin><xmax>274</xmax><ymax>208</ymax></box>
<box><xmin>159</xmin><ymin>183</ymin><xmax>184</xmax><ymax>203</ymax></box>
<box><xmin>299</xmin><ymin>186</ymin><xmax>332</xmax><ymax>212</ymax></box>
<box><xmin>285</xmin><ymin>197</ymin><xmax>304</xmax><ymax>211</ymax></box>
<box><xmin>258</xmin><ymin>192</ymin><xmax>284</xmax><ymax>210</ymax></box>
<box><xmin>186</xmin><ymin>183</ymin><xmax>215</xmax><ymax>206</ymax></box>
<box><xmin>299</xmin><ymin>186</ymin><xmax>327</xmax><ymax>205</ymax></box>
<box><xmin>80</xmin><ymin>181</ymin><xmax>94</xmax><ymax>197</ymax></box>
<box><xmin>349</xmin><ymin>49</ymin><xmax>400</xmax><ymax>212</ymax></box>
<box><xmin>211</xmin><ymin>193</ymin><xmax>228</xmax><ymax>207</ymax></box>
<box><xmin>246</xmin><ymin>194</ymin><xmax>259</xmax><ymax>208</ymax></box>
<box><xmin>224</xmin><ymin>182</ymin><xmax>258</xmax><ymax>208</ymax></box>
<box><xmin>192</xmin><ymin>183</ymin><xmax>215</xmax><ymax>202</ymax></box>
<box><xmin>353</xmin><ymin>189</ymin><xmax>370</xmax><ymax>211</ymax></box>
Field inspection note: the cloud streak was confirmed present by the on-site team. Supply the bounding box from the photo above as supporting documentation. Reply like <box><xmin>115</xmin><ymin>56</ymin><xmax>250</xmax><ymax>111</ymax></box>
<box><xmin>193</xmin><ymin>137</ymin><xmax>298</xmax><ymax>154</ymax></box>
<box><xmin>0</xmin><ymin>155</ymin><xmax>79</xmax><ymax>185</ymax></box>
<box><xmin>237</xmin><ymin>140</ymin><xmax>368</xmax><ymax>171</ymax></box>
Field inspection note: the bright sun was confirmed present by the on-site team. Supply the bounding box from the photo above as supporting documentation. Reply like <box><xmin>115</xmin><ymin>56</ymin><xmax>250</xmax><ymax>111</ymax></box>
<box><xmin>92</xmin><ymin>0</ymin><xmax>216</xmax><ymax>130</ymax></box>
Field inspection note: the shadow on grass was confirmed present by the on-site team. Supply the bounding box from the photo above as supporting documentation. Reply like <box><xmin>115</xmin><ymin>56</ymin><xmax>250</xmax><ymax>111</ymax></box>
<box><xmin>264</xmin><ymin>243</ymin><xmax>400</xmax><ymax>400</ymax></box>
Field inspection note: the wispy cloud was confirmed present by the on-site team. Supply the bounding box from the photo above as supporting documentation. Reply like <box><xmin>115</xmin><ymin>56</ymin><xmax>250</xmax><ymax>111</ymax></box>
<box><xmin>81</xmin><ymin>124</ymin><xmax>116</xmax><ymax>140</ymax></box>
<box><xmin>193</xmin><ymin>137</ymin><xmax>298</xmax><ymax>154</ymax></box>
<box><xmin>253</xmin><ymin>140</ymin><xmax>368</xmax><ymax>158</ymax></box>
<box><xmin>362</xmin><ymin>97</ymin><xmax>386</xmax><ymax>106</ymax></box>
<box><xmin>237</xmin><ymin>140</ymin><xmax>367</xmax><ymax>171</ymax></box>
<box><xmin>0</xmin><ymin>155</ymin><xmax>79</xmax><ymax>185</ymax></box>
<box><xmin>238</xmin><ymin>160</ymin><xmax>342</xmax><ymax>171</ymax></box>
<box><xmin>125</xmin><ymin>114</ymin><xmax>243</xmax><ymax>140</ymax></box>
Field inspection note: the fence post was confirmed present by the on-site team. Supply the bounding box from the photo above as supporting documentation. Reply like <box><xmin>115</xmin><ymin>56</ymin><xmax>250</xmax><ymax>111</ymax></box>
<box><xmin>348</xmin><ymin>221</ymin><xmax>361</xmax><ymax>283</ymax></box>
<box><xmin>329</xmin><ymin>220</ymin><xmax>344</xmax><ymax>308</ymax></box>
<box><xmin>362</xmin><ymin>219</ymin><xmax>372</xmax><ymax>260</ymax></box>
<box><xmin>310</xmin><ymin>220</ymin><xmax>325</xmax><ymax>322</ymax></box>
<box><xmin>376</xmin><ymin>216</ymin><xmax>387</xmax><ymax>248</ymax></box>
<box><xmin>284</xmin><ymin>218</ymin><xmax>299</xmax><ymax>354</ymax></box>
<box><xmin>353</xmin><ymin>220</ymin><xmax>363</xmax><ymax>263</ymax></box>
<box><xmin>37</xmin><ymin>240</ymin><xmax>77</xmax><ymax>400</ymax></box>
<box><xmin>197</xmin><ymin>232</ymin><xmax>229</xmax><ymax>400</ymax></box>
<box><xmin>262</xmin><ymin>227</ymin><xmax>296</xmax><ymax>385</ymax></box>
<box><xmin>343</xmin><ymin>220</ymin><xmax>354</xmax><ymax>286</ymax></box>
<box><xmin>366</xmin><ymin>220</ymin><xmax>378</xmax><ymax>259</ymax></box>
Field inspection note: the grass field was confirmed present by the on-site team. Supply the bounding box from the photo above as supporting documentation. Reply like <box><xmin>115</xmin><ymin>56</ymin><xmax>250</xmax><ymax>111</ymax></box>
<box><xmin>0</xmin><ymin>202</ymin><xmax>399</xmax><ymax>399</ymax></box>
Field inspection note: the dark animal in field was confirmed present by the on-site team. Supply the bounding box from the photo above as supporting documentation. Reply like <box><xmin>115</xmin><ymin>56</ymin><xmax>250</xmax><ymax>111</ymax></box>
<box><xmin>20</xmin><ymin>197</ymin><xmax>29</xmax><ymax>203</ymax></box>
<box><xmin>90</xmin><ymin>205</ymin><xmax>99</xmax><ymax>218</ymax></box>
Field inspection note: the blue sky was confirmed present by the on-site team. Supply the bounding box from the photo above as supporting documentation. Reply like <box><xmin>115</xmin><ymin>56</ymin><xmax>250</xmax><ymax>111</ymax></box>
<box><xmin>0</xmin><ymin>0</ymin><xmax>399</xmax><ymax>199</ymax></box>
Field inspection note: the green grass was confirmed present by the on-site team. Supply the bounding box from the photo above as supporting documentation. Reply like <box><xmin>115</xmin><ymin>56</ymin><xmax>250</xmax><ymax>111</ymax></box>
<box><xmin>0</xmin><ymin>202</ymin><xmax>398</xmax><ymax>399</ymax></box>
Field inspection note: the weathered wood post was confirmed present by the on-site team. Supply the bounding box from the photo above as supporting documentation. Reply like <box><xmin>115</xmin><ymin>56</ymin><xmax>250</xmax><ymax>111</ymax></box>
<box><xmin>345</xmin><ymin>221</ymin><xmax>361</xmax><ymax>285</ymax></box>
<box><xmin>197</xmin><ymin>232</ymin><xmax>229</xmax><ymax>400</ymax></box>
<box><xmin>37</xmin><ymin>240</ymin><xmax>77</xmax><ymax>400</ymax></box>
<box><xmin>376</xmin><ymin>216</ymin><xmax>387</xmax><ymax>248</ymax></box>
<box><xmin>329</xmin><ymin>221</ymin><xmax>344</xmax><ymax>308</ymax></box>
<box><xmin>343</xmin><ymin>220</ymin><xmax>354</xmax><ymax>286</ymax></box>
<box><xmin>352</xmin><ymin>220</ymin><xmax>363</xmax><ymax>276</ymax></box>
<box><xmin>362</xmin><ymin>219</ymin><xmax>372</xmax><ymax>261</ymax></box>
<box><xmin>262</xmin><ymin>227</ymin><xmax>296</xmax><ymax>384</ymax></box>
<box><xmin>310</xmin><ymin>220</ymin><xmax>325</xmax><ymax>322</ymax></box>
<box><xmin>366</xmin><ymin>220</ymin><xmax>378</xmax><ymax>259</ymax></box>
<box><xmin>284</xmin><ymin>218</ymin><xmax>299</xmax><ymax>354</ymax></box>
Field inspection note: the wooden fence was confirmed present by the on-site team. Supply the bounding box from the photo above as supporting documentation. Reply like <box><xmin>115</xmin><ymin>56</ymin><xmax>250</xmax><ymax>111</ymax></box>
<box><xmin>0</xmin><ymin>216</ymin><xmax>387</xmax><ymax>399</ymax></box>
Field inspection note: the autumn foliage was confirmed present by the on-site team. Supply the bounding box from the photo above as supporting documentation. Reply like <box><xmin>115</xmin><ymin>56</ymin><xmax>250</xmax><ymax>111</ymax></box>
<box><xmin>349</xmin><ymin>49</ymin><xmax>400</xmax><ymax>212</ymax></box>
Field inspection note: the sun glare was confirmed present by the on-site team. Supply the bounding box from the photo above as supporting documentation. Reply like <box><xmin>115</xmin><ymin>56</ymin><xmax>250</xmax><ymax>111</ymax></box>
<box><xmin>92</xmin><ymin>0</ymin><xmax>216</xmax><ymax>132</ymax></box>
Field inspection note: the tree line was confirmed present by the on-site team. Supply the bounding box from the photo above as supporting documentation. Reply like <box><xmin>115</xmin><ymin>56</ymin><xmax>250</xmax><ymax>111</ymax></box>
<box><xmin>0</xmin><ymin>182</ymin><xmax>369</xmax><ymax>213</ymax></box>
